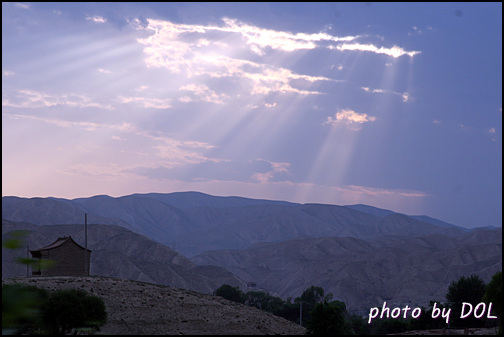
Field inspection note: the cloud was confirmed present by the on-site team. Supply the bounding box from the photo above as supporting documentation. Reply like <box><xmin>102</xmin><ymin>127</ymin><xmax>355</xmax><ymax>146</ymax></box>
<box><xmin>324</xmin><ymin>109</ymin><xmax>376</xmax><ymax>127</ymax></box>
<box><xmin>220</xmin><ymin>17</ymin><xmax>359</xmax><ymax>55</ymax></box>
<box><xmin>2</xmin><ymin>89</ymin><xmax>114</xmax><ymax>110</ymax></box>
<box><xmin>135</xmin><ymin>18</ymin><xmax>338</xmax><ymax>97</ymax></box>
<box><xmin>3</xmin><ymin>113</ymin><xmax>103</xmax><ymax>131</ymax></box>
<box><xmin>361</xmin><ymin>86</ymin><xmax>411</xmax><ymax>102</ymax></box>
<box><xmin>179</xmin><ymin>83</ymin><xmax>227</xmax><ymax>104</ymax></box>
<box><xmin>4</xmin><ymin>113</ymin><xmax>216</xmax><ymax>167</ymax></box>
<box><xmin>117</xmin><ymin>96</ymin><xmax>172</xmax><ymax>109</ymax></box>
<box><xmin>252</xmin><ymin>161</ymin><xmax>290</xmax><ymax>183</ymax></box>
<box><xmin>488</xmin><ymin>127</ymin><xmax>498</xmax><ymax>142</ymax></box>
<box><xmin>342</xmin><ymin>184</ymin><xmax>428</xmax><ymax>198</ymax></box>
<box><xmin>3</xmin><ymin>70</ymin><xmax>15</xmax><ymax>77</ymax></box>
<box><xmin>97</xmin><ymin>68</ymin><xmax>111</xmax><ymax>74</ymax></box>
<box><xmin>128</xmin><ymin>158</ymin><xmax>291</xmax><ymax>183</ymax></box>
<box><xmin>128</xmin><ymin>17</ymin><xmax>420</xmax><ymax>105</ymax></box>
<box><xmin>13</xmin><ymin>3</ymin><xmax>31</xmax><ymax>10</ymax></box>
<box><xmin>334</xmin><ymin>43</ymin><xmax>420</xmax><ymax>58</ymax></box>
<box><xmin>86</xmin><ymin>16</ymin><xmax>107</xmax><ymax>23</ymax></box>
<box><xmin>459</xmin><ymin>123</ymin><xmax>471</xmax><ymax>132</ymax></box>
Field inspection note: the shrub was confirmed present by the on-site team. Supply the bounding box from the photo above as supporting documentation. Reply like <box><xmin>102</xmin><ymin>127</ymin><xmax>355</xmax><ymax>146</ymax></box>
<box><xmin>41</xmin><ymin>289</ymin><xmax>107</xmax><ymax>334</ymax></box>
<box><xmin>214</xmin><ymin>284</ymin><xmax>244</xmax><ymax>304</ymax></box>
<box><xmin>446</xmin><ymin>274</ymin><xmax>486</xmax><ymax>328</ymax></box>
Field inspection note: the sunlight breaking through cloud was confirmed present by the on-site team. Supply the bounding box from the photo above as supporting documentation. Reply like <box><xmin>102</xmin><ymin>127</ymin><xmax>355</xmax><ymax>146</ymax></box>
<box><xmin>134</xmin><ymin>18</ymin><xmax>371</xmax><ymax>97</ymax></box>
<box><xmin>137</xmin><ymin>18</ymin><xmax>335</xmax><ymax>96</ymax></box>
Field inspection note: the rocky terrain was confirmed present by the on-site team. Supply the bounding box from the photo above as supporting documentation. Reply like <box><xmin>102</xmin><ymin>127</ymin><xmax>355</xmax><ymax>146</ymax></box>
<box><xmin>2</xmin><ymin>276</ymin><xmax>306</xmax><ymax>335</ymax></box>
<box><xmin>193</xmin><ymin>228</ymin><xmax>502</xmax><ymax>315</ymax></box>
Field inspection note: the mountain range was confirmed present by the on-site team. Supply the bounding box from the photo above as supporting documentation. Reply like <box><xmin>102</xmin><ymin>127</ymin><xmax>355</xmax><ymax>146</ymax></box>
<box><xmin>2</xmin><ymin>192</ymin><xmax>469</xmax><ymax>257</ymax></box>
<box><xmin>2</xmin><ymin>191</ymin><xmax>501</xmax><ymax>315</ymax></box>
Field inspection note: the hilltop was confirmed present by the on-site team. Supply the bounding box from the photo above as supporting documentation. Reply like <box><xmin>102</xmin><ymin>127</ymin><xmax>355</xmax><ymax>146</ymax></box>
<box><xmin>2</xmin><ymin>276</ymin><xmax>306</xmax><ymax>335</ymax></box>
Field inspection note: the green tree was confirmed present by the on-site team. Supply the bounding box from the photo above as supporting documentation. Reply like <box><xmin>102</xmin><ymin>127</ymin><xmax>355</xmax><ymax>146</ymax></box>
<box><xmin>294</xmin><ymin>285</ymin><xmax>334</xmax><ymax>326</ymax></box>
<box><xmin>296</xmin><ymin>285</ymin><xmax>332</xmax><ymax>306</ymax></box>
<box><xmin>305</xmin><ymin>300</ymin><xmax>350</xmax><ymax>335</ymax></box>
<box><xmin>41</xmin><ymin>289</ymin><xmax>107</xmax><ymax>335</ymax></box>
<box><xmin>214</xmin><ymin>284</ymin><xmax>244</xmax><ymax>304</ymax></box>
<box><xmin>275</xmin><ymin>297</ymin><xmax>300</xmax><ymax>323</ymax></box>
<box><xmin>483</xmin><ymin>271</ymin><xmax>502</xmax><ymax>334</ymax></box>
<box><xmin>80</xmin><ymin>293</ymin><xmax>108</xmax><ymax>332</ymax></box>
<box><xmin>348</xmin><ymin>313</ymin><xmax>370</xmax><ymax>335</ymax></box>
<box><xmin>446</xmin><ymin>274</ymin><xmax>486</xmax><ymax>328</ymax></box>
<box><xmin>244</xmin><ymin>291</ymin><xmax>286</xmax><ymax>315</ymax></box>
<box><xmin>407</xmin><ymin>301</ymin><xmax>448</xmax><ymax>331</ymax></box>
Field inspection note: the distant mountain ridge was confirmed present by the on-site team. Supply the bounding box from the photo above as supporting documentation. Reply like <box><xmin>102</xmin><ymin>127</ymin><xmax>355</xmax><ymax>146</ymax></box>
<box><xmin>344</xmin><ymin>204</ymin><xmax>469</xmax><ymax>231</ymax></box>
<box><xmin>132</xmin><ymin>191</ymin><xmax>297</xmax><ymax>209</ymax></box>
<box><xmin>2</xmin><ymin>192</ymin><xmax>471</xmax><ymax>257</ymax></box>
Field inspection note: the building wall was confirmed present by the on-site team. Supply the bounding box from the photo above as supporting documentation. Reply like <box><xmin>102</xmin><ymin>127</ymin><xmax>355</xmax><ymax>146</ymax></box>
<box><xmin>40</xmin><ymin>240</ymin><xmax>90</xmax><ymax>276</ymax></box>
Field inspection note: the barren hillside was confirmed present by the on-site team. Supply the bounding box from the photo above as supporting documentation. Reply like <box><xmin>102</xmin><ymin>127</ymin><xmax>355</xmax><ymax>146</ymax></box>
<box><xmin>3</xmin><ymin>276</ymin><xmax>306</xmax><ymax>335</ymax></box>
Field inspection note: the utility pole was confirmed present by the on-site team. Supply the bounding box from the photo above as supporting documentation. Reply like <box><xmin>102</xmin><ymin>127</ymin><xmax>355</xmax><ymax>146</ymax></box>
<box><xmin>300</xmin><ymin>301</ymin><xmax>302</xmax><ymax>326</ymax></box>
<box><xmin>84</xmin><ymin>213</ymin><xmax>88</xmax><ymax>275</ymax></box>
<box><xmin>26</xmin><ymin>245</ymin><xmax>29</xmax><ymax>277</ymax></box>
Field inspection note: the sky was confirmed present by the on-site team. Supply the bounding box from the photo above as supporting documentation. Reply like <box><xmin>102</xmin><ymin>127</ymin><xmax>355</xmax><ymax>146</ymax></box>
<box><xmin>2</xmin><ymin>2</ymin><xmax>502</xmax><ymax>229</ymax></box>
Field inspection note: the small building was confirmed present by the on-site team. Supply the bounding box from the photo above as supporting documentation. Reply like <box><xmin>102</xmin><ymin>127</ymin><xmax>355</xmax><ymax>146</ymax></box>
<box><xmin>29</xmin><ymin>236</ymin><xmax>91</xmax><ymax>276</ymax></box>
<box><xmin>246</xmin><ymin>282</ymin><xmax>257</xmax><ymax>288</ymax></box>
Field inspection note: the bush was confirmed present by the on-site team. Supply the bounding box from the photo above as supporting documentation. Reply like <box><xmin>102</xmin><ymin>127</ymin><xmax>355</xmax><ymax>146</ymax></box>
<box><xmin>446</xmin><ymin>274</ymin><xmax>486</xmax><ymax>328</ymax></box>
<box><xmin>214</xmin><ymin>284</ymin><xmax>244</xmax><ymax>304</ymax></box>
<box><xmin>483</xmin><ymin>271</ymin><xmax>502</xmax><ymax>334</ymax></box>
<box><xmin>305</xmin><ymin>300</ymin><xmax>350</xmax><ymax>335</ymax></box>
<box><xmin>41</xmin><ymin>289</ymin><xmax>107</xmax><ymax>335</ymax></box>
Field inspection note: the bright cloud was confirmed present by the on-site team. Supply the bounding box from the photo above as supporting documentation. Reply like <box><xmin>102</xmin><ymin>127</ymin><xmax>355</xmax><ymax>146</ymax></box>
<box><xmin>334</xmin><ymin>43</ymin><xmax>420</xmax><ymax>58</ymax></box>
<box><xmin>132</xmin><ymin>16</ymin><xmax>418</xmax><ymax>104</ymax></box>
<box><xmin>86</xmin><ymin>16</ymin><xmax>107</xmax><ymax>23</ymax></box>
<box><xmin>135</xmin><ymin>18</ymin><xmax>343</xmax><ymax>97</ymax></box>
<box><xmin>221</xmin><ymin>17</ymin><xmax>359</xmax><ymax>55</ymax></box>
<box><xmin>324</xmin><ymin>109</ymin><xmax>377</xmax><ymax>127</ymax></box>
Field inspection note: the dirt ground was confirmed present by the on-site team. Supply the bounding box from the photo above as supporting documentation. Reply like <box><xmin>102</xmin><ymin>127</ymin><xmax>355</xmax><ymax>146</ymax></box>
<box><xmin>3</xmin><ymin>276</ymin><xmax>306</xmax><ymax>335</ymax></box>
